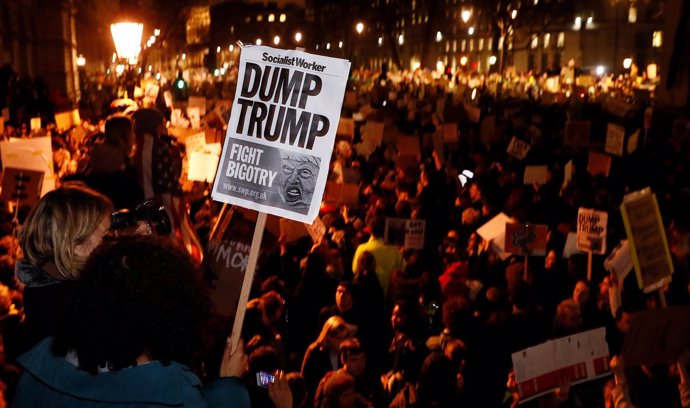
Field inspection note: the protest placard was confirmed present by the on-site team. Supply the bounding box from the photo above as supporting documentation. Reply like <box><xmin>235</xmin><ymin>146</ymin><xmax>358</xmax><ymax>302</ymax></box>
<box><xmin>512</xmin><ymin>327</ymin><xmax>610</xmax><ymax>403</ymax></box>
<box><xmin>507</xmin><ymin>137</ymin><xmax>531</xmax><ymax>160</ymax></box>
<box><xmin>622</xmin><ymin>306</ymin><xmax>690</xmax><ymax>366</ymax></box>
<box><xmin>562</xmin><ymin>232</ymin><xmax>580</xmax><ymax>258</ymax></box>
<box><xmin>477</xmin><ymin>212</ymin><xmax>514</xmax><ymax>260</ymax></box>
<box><xmin>442</xmin><ymin>122</ymin><xmax>458</xmax><ymax>144</ymax></box>
<box><xmin>587</xmin><ymin>152</ymin><xmax>612</xmax><ymax>177</ymax></box>
<box><xmin>187</xmin><ymin>151</ymin><xmax>220</xmax><ymax>183</ymax></box>
<box><xmin>577</xmin><ymin>208</ymin><xmax>608</xmax><ymax>255</ymax></box>
<box><xmin>605</xmin><ymin>123</ymin><xmax>625</xmax><ymax>157</ymax></box>
<box><xmin>620</xmin><ymin>189</ymin><xmax>674</xmax><ymax>293</ymax></box>
<box><xmin>305</xmin><ymin>215</ymin><xmax>326</xmax><ymax>243</ymax></box>
<box><xmin>627</xmin><ymin>130</ymin><xmax>639</xmax><ymax>154</ymax></box>
<box><xmin>187</xmin><ymin>107</ymin><xmax>201</xmax><ymax>129</ymax></box>
<box><xmin>212</xmin><ymin>46</ymin><xmax>350</xmax><ymax>223</ymax></box>
<box><xmin>324</xmin><ymin>181</ymin><xmax>359</xmax><ymax>206</ymax></box>
<box><xmin>505</xmin><ymin>223</ymin><xmax>548</xmax><ymax>255</ymax></box>
<box><xmin>188</xmin><ymin>96</ymin><xmax>207</xmax><ymax>115</ymax></box>
<box><xmin>384</xmin><ymin>218</ymin><xmax>426</xmax><ymax>250</ymax></box>
<box><xmin>604</xmin><ymin>240</ymin><xmax>633</xmax><ymax>283</ymax></box>
<box><xmin>205</xmin><ymin>206</ymin><xmax>274</xmax><ymax>318</ymax></box>
<box><xmin>523</xmin><ymin>165</ymin><xmax>548</xmax><ymax>185</ymax></box>
<box><xmin>55</xmin><ymin>110</ymin><xmax>76</xmax><ymax>130</ymax></box>
<box><xmin>0</xmin><ymin>168</ymin><xmax>44</xmax><ymax>208</ymax></box>
<box><xmin>183</xmin><ymin>132</ymin><xmax>206</xmax><ymax>153</ymax></box>
<box><xmin>30</xmin><ymin>117</ymin><xmax>41</xmax><ymax>132</ymax></box>
<box><xmin>564</xmin><ymin>120</ymin><xmax>591</xmax><ymax>148</ymax></box>
<box><xmin>0</xmin><ymin>137</ymin><xmax>53</xmax><ymax>175</ymax></box>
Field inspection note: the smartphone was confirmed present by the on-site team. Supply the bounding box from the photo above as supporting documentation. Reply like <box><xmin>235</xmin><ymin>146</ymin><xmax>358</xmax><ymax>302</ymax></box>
<box><xmin>256</xmin><ymin>371</ymin><xmax>275</xmax><ymax>388</ymax></box>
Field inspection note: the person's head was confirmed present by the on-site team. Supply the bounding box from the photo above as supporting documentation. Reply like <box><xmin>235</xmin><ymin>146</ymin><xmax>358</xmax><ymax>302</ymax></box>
<box><xmin>132</xmin><ymin>108</ymin><xmax>165</xmax><ymax>137</ymax></box>
<box><xmin>442</xmin><ymin>296</ymin><xmax>471</xmax><ymax>335</ymax></box>
<box><xmin>104</xmin><ymin>115</ymin><xmax>133</xmax><ymax>153</ymax></box>
<box><xmin>316</xmin><ymin>315</ymin><xmax>351</xmax><ymax>352</ymax></box>
<box><xmin>19</xmin><ymin>183</ymin><xmax>113</xmax><ymax>280</ymax></box>
<box><xmin>322</xmin><ymin>371</ymin><xmax>357</xmax><ymax>408</ymax></box>
<box><xmin>339</xmin><ymin>338</ymin><xmax>366</xmax><ymax>378</ymax></box>
<box><xmin>416</xmin><ymin>351</ymin><xmax>457</xmax><ymax>406</ymax></box>
<box><xmin>335</xmin><ymin>282</ymin><xmax>354</xmax><ymax>313</ymax></box>
<box><xmin>261</xmin><ymin>290</ymin><xmax>285</xmax><ymax>327</ymax></box>
<box><xmin>615</xmin><ymin>307</ymin><xmax>633</xmax><ymax>334</ymax></box>
<box><xmin>368</xmin><ymin>216</ymin><xmax>386</xmax><ymax>239</ymax></box>
<box><xmin>248</xmin><ymin>345</ymin><xmax>279</xmax><ymax>383</ymax></box>
<box><xmin>277</xmin><ymin>152</ymin><xmax>319</xmax><ymax>209</ymax></box>
<box><xmin>391</xmin><ymin>300</ymin><xmax>422</xmax><ymax>335</ymax></box>
<box><xmin>573</xmin><ymin>280</ymin><xmax>590</xmax><ymax>305</ymax></box>
<box><xmin>556</xmin><ymin>299</ymin><xmax>582</xmax><ymax>333</ymax></box>
<box><xmin>356</xmin><ymin>251</ymin><xmax>376</xmax><ymax>275</ymax></box>
<box><xmin>286</xmin><ymin>372</ymin><xmax>307</xmax><ymax>408</ymax></box>
<box><xmin>545</xmin><ymin>249</ymin><xmax>557</xmax><ymax>269</ymax></box>
<box><xmin>54</xmin><ymin>235</ymin><xmax>210</xmax><ymax>373</ymax></box>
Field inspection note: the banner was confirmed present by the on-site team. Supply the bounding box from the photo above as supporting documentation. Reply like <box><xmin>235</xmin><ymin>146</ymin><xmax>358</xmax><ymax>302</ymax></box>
<box><xmin>512</xmin><ymin>327</ymin><xmax>610</xmax><ymax>403</ymax></box>
<box><xmin>505</xmin><ymin>223</ymin><xmax>548</xmax><ymax>255</ymax></box>
<box><xmin>620</xmin><ymin>189</ymin><xmax>674</xmax><ymax>292</ymax></box>
<box><xmin>577</xmin><ymin>208</ymin><xmax>608</xmax><ymax>254</ymax></box>
<box><xmin>212</xmin><ymin>45</ymin><xmax>351</xmax><ymax>223</ymax></box>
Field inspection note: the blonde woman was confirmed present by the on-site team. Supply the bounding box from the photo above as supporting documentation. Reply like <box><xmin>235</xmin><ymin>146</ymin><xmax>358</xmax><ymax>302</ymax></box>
<box><xmin>301</xmin><ymin>315</ymin><xmax>352</xmax><ymax>405</ymax></box>
<box><xmin>16</xmin><ymin>183</ymin><xmax>113</xmax><ymax>346</ymax></box>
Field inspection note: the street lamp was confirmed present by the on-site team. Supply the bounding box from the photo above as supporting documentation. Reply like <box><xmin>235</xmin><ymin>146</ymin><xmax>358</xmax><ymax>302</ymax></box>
<box><xmin>274</xmin><ymin>35</ymin><xmax>280</xmax><ymax>46</ymax></box>
<box><xmin>623</xmin><ymin>57</ymin><xmax>632</xmax><ymax>70</ymax></box>
<box><xmin>110</xmin><ymin>22</ymin><xmax>144</xmax><ymax>65</ymax></box>
<box><xmin>77</xmin><ymin>54</ymin><xmax>86</xmax><ymax>67</ymax></box>
<box><xmin>461</xmin><ymin>9</ymin><xmax>472</xmax><ymax>23</ymax></box>
<box><xmin>295</xmin><ymin>32</ymin><xmax>302</xmax><ymax>43</ymax></box>
<box><xmin>356</xmin><ymin>22</ymin><xmax>364</xmax><ymax>34</ymax></box>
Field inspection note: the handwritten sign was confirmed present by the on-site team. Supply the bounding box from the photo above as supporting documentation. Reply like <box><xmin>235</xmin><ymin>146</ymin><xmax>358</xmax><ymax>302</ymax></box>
<box><xmin>577</xmin><ymin>208</ymin><xmax>608</xmax><ymax>254</ymax></box>
<box><xmin>620</xmin><ymin>189</ymin><xmax>674</xmax><ymax>292</ymax></box>
<box><xmin>384</xmin><ymin>218</ymin><xmax>426</xmax><ymax>249</ymax></box>
<box><xmin>507</xmin><ymin>137</ymin><xmax>531</xmax><ymax>160</ymax></box>
<box><xmin>605</xmin><ymin>123</ymin><xmax>625</xmax><ymax>157</ymax></box>
<box><xmin>505</xmin><ymin>223</ymin><xmax>548</xmax><ymax>255</ymax></box>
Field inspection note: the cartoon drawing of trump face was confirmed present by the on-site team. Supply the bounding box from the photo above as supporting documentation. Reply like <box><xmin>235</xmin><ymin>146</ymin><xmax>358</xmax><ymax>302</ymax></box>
<box><xmin>278</xmin><ymin>152</ymin><xmax>320</xmax><ymax>209</ymax></box>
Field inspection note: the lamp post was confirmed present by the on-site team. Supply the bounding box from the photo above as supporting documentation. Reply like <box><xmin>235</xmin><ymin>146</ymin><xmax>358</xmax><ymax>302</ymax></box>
<box><xmin>111</xmin><ymin>21</ymin><xmax>143</xmax><ymax>98</ymax></box>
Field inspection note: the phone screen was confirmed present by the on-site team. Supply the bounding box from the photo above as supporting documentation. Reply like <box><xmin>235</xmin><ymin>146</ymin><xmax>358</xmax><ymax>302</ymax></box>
<box><xmin>256</xmin><ymin>371</ymin><xmax>275</xmax><ymax>388</ymax></box>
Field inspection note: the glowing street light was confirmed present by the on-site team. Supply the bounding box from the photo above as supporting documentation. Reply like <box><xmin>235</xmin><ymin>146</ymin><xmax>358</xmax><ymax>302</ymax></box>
<box><xmin>436</xmin><ymin>31</ymin><xmax>442</xmax><ymax>42</ymax></box>
<box><xmin>76</xmin><ymin>54</ymin><xmax>86</xmax><ymax>67</ymax></box>
<box><xmin>378</xmin><ymin>36</ymin><xmax>383</xmax><ymax>46</ymax></box>
<box><xmin>468</xmin><ymin>26</ymin><xmax>475</xmax><ymax>36</ymax></box>
<box><xmin>595</xmin><ymin>65</ymin><xmax>605</xmax><ymax>76</ymax></box>
<box><xmin>295</xmin><ymin>32</ymin><xmax>302</xmax><ymax>43</ymax></box>
<box><xmin>623</xmin><ymin>57</ymin><xmax>633</xmax><ymax>70</ymax></box>
<box><xmin>356</xmin><ymin>22</ymin><xmax>364</xmax><ymax>34</ymax></box>
<box><xmin>460</xmin><ymin>56</ymin><xmax>468</xmax><ymax>66</ymax></box>
<box><xmin>256</xmin><ymin>39</ymin><xmax>262</xmax><ymax>45</ymax></box>
<box><xmin>110</xmin><ymin>22</ymin><xmax>144</xmax><ymax>64</ymax></box>
<box><xmin>461</xmin><ymin>9</ymin><xmax>472</xmax><ymax>23</ymax></box>
<box><xmin>398</xmin><ymin>34</ymin><xmax>404</xmax><ymax>45</ymax></box>
<box><xmin>511</xmin><ymin>10</ymin><xmax>518</xmax><ymax>19</ymax></box>
<box><xmin>274</xmin><ymin>35</ymin><xmax>280</xmax><ymax>45</ymax></box>
<box><xmin>489</xmin><ymin>55</ymin><xmax>497</xmax><ymax>65</ymax></box>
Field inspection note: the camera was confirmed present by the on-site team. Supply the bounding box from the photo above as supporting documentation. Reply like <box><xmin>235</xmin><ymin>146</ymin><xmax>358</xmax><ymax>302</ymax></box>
<box><xmin>111</xmin><ymin>200</ymin><xmax>172</xmax><ymax>236</ymax></box>
<box><xmin>256</xmin><ymin>371</ymin><xmax>275</xmax><ymax>388</ymax></box>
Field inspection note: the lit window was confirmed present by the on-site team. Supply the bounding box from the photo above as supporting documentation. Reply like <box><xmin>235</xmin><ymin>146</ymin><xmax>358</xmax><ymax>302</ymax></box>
<box><xmin>257</xmin><ymin>14</ymin><xmax>263</xmax><ymax>22</ymax></box>
<box><xmin>469</xmin><ymin>39</ymin><xmax>473</xmax><ymax>51</ymax></box>
<box><xmin>280</xmin><ymin>14</ymin><xmax>286</xmax><ymax>22</ymax></box>
<box><xmin>653</xmin><ymin>31</ymin><xmax>662</xmax><ymax>47</ymax></box>
<box><xmin>461</xmin><ymin>39</ymin><xmax>466</xmax><ymax>52</ymax></box>
<box><xmin>445</xmin><ymin>41</ymin><xmax>450</xmax><ymax>52</ymax></box>
<box><xmin>268</xmin><ymin>13</ymin><xmax>275</xmax><ymax>22</ymax></box>
<box><xmin>498</xmin><ymin>37</ymin><xmax>504</xmax><ymax>50</ymax></box>
<box><xmin>531</xmin><ymin>35</ymin><xmax>538</xmax><ymax>49</ymax></box>
<box><xmin>452</xmin><ymin>40</ymin><xmax>457</xmax><ymax>52</ymax></box>
<box><xmin>488</xmin><ymin>39</ymin><xmax>492</xmax><ymax>51</ymax></box>
<box><xmin>543</xmin><ymin>33</ymin><xmax>550</xmax><ymax>48</ymax></box>
<box><xmin>557</xmin><ymin>32</ymin><xmax>565</xmax><ymax>48</ymax></box>
<box><xmin>245</xmin><ymin>16</ymin><xmax>250</xmax><ymax>23</ymax></box>
<box><xmin>478</xmin><ymin>38</ymin><xmax>484</xmax><ymax>51</ymax></box>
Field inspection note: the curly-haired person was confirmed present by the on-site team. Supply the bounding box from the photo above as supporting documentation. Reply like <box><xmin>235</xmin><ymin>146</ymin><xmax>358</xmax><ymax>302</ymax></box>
<box><xmin>13</xmin><ymin>235</ymin><xmax>250</xmax><ymax>408</ymax></box>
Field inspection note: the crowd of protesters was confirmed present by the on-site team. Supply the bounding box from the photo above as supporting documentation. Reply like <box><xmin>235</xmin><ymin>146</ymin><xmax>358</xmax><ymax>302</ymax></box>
<box><xmin>0</xmin><ymin>56</ymin><xmax>688</xmax><ymax>408</ymax></box>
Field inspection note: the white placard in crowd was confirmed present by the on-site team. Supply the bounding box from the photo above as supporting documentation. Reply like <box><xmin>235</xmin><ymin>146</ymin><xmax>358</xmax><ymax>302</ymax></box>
<box><xmin>605</xmin><ymin>123</ymin><xmax>625</xmax><ymax>157</ymax></box>
<box><xmin>184</xmin><ymin>132</ymin><xmax>206</xmax><ymax>153</ymax></box>
<box><xmin>577</xmin><ymin>208</ymin><xmax>608</xmax><ymax>254</ymax></box>
<box><xmin>604</xmin><ymin>240</ymin><xmax>633</xmax><ymax>283</ymax></box>
<box><xmin>30</xmin><ymin>117</ymin><xmax>41</xmax><ymax>131</ymax></box>
<box><xmin>187</xmin><ymin>151</ymin><xmax>220</xmax><ymax>183</ymax></box>
<box><xmin>627</xmin><ymin>130</ymin><xmax>640</xmax><ymax>154</ymax></box>
<box><xmin>512</xmin><ymin>328</ymin><xmax>610</xmax><ymax>403</ymax></box>
<box><xmin>212</xmin><ymin>45</ymin><xmax>351</xmax><ymax>223</ymax></box>
<box><xmin>0</xmin><ymin>137</ymin><xmax>53</xmax><ymax>175</ymax></box>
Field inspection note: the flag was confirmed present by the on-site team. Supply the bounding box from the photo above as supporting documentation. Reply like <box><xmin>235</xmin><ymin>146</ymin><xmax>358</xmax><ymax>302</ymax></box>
<box><xmin>134</xmin><ymin>131</ymin><xmax>203</xmax><ymax>262</ymax></box>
